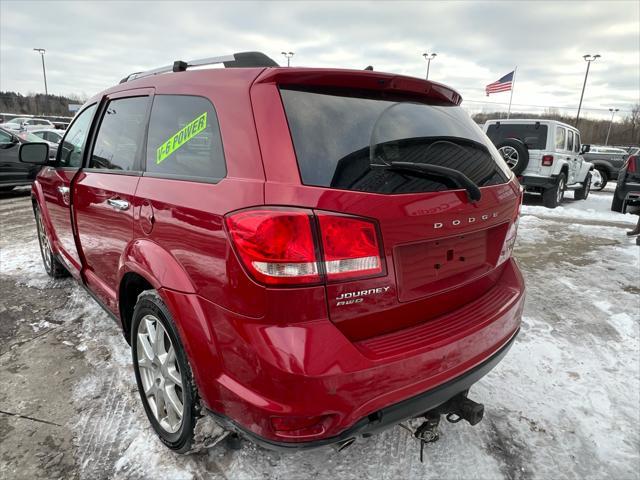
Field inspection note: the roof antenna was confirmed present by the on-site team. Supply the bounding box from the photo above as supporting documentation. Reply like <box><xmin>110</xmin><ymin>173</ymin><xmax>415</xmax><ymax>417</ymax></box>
<box><xmin>364</xmin><ymin>66</ymin><xmax>374</xmax><ymax>71</ymax></box>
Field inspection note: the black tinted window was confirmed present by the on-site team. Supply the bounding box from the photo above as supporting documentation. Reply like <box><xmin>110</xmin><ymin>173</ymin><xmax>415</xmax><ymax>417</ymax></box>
<box><xmin>486</xmin><ymin>123</ymin><xmax>548</xmax><ymax>150</ymax></box>
<box><xmin>280</xmin><ymin>88</ymin><xmax>509</xmax><ymax>194</ymax></box>
<box><xmin>59</xmin><ymin>105</ymin><xmax>97</xmax><ymax>168</ymax></box>
<box><xmin>145</xmin><ymin>95</ymin><xmax>226</xmax><ymax>181</ymax></box>
<box><xmin>90</xmin><ymin>97</ymin><xmax>148</xmax><ymax>171</ymax></box>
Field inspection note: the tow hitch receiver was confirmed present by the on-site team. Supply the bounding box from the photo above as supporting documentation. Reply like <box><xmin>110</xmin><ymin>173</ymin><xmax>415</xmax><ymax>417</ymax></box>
<box><xmin>402</xmin><ymin>393</ymin><xmax>485</xmax><ymax>462</ymax></box>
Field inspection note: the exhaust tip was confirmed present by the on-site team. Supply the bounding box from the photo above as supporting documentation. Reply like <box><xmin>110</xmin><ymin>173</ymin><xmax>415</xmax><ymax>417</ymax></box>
<box><xmin>332</xmin><ymin>437</ymin><xmax>356</xmax><ymax>452</ymax></box>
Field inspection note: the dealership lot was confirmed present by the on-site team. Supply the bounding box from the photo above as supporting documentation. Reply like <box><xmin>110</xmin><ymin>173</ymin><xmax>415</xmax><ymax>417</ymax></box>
<box><xmin>0</xmin><ymin>187</ymin><xmax>638</xmax><ymax>480</ymax></box>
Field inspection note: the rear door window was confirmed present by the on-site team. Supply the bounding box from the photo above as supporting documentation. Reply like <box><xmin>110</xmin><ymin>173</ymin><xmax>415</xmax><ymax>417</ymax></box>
<box><xmin>486</xmin><ymin>123</ymin><xmax>548</xmax><ymax>150</ymax></box>
<box><xmin>280</xmin><ymin>88</ymin><xmax>510</xmax><ymax>194</ymax></box>
<box><xmin>145</xmin><ymin>95</ymin><xmax>226</xmax><ymax>182</ymax></box>
<box><xmin>555</xmin><ymin>127</ymin><xmax>566</xmax><ymax>150</ymax></box>
<box><xmin>89</xmin><ymin>96</ymin><xmax>149</xmax><ymax>171</ymax></box>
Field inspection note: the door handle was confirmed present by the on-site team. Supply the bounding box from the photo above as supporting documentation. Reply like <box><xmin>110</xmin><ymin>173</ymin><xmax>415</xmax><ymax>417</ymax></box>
<box><xmin>107</xmin><ymin>198</ymin><xmax>130</xmax><ymax>211</ymax></box>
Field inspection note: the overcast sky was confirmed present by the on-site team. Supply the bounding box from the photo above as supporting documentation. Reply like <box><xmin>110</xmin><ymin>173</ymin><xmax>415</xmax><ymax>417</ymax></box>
<box><xmin>1</xmin><ymin>1</ymin><xmax>638</xmax><ymax>119</ymax></box>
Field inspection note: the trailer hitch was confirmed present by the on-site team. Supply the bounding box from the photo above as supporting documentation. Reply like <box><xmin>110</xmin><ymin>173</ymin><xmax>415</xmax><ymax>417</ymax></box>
<box><xmin>401</xmin><ymin>392</ymin><xmax>485</xmax><ymax>462</ymax></box>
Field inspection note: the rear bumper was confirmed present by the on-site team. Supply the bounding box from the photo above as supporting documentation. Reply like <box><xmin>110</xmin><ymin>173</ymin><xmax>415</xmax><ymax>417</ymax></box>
<box><xmin>520</xmin><ymin>174</ymin><xmax>558</xmax><ymax>190</ymax></box>
<box><xmin>162</xmin><ymin>258</ymin><xmax>524</xmax><ymax>446</ymax></box>
<box><xmin>210</xmin><ymin>327</ymin><xmax>519</xmax><ymax>450</ymax></box>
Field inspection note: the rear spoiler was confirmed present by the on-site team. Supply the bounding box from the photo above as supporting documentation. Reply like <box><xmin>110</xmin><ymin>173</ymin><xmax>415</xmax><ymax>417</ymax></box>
<box><xmin>253</xmin><ymin>68</ymin><xmax>462</xmax><ymax>106</ymax></box>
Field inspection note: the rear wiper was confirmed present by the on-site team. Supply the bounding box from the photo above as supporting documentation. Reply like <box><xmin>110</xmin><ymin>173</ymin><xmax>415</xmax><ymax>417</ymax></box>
<box><xmin>382</xmin><ymin>161</ymin><xmax>482</xmax><ymax>203</ymax></box>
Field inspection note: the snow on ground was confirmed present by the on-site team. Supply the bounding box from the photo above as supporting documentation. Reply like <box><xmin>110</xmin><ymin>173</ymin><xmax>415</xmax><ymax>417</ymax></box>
<box><xmin>1</xmin><ymin>189</ymin><xmax>638</xmax><ymax>479</ymax></box>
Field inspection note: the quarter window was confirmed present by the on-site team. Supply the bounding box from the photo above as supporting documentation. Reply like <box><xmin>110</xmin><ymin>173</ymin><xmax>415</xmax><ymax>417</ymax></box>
<box><xmin>89</xmin><ymin>96</ymin><xmax>149</xmax><ymax>171</ymax></box>
<box><xmin>145</xmin><ymin>95</ymin><xmax>226</xmax><ymax>181</ymax></box>
<box><xmin>58</xmin><ymin>104</ymin><xmax>97</xmax><ymax>168</ymax></box>
<box><xmin>555</xmin><ymin>127</ymin><xmax>566</xmax><ymax>150</ymax></box>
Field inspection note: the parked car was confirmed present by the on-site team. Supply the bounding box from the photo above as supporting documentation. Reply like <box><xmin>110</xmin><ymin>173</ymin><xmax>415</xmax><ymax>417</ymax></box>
<box><xmin>30</xmin><ymin>128</ymin><xmax>65</xmax><ymax>144</ymax></box>
<box><xmin>0</xmin><ymin>117</ymin><xmax>56</xmax><ymax>132</ymax></box>
<box><xmin>22</xmin><ymin>52</ymin><xmax>524</xmax><ymax>454</ymax></box>
<box><xmin>612</xmin><ymin>155</ymin><xmax>640</xmax><ymax>215</ymax></box>
<box><xmin>17</xmin><ymin>130</ymin><xmax>58</xmax><ymax>160</ymax></box>
<box><xmin>0</xmin><ymin>127</ymin><xmax>46</xmax><ymax>191</ymax></box>
<box><xmin>484</xmin><ymin>119</ymin><xmax>593</xmax><ymax>208</ymax></box>
<box><xmin>581</xmin><ymin>145</ymin><xmax>630</xmax><ymax>190</ymax></box>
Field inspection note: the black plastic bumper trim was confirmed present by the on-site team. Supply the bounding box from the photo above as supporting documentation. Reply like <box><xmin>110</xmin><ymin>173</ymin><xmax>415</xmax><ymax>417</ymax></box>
<box><xmin>207</xmin><ymin>328</ymin><xmax>520</xmax><ymax>450</ymax></box>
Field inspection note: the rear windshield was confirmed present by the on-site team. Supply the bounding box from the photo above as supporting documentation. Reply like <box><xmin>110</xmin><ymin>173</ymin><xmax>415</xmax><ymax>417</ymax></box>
<box><xmin>280</xmin><ymin>88</ymin><xmax>510</xmax><ymax>194</ymax></box>
<box><xmin>486</xmin><ymin>123</ymin><xmax>548</xmax><ymax>150</ymax></box>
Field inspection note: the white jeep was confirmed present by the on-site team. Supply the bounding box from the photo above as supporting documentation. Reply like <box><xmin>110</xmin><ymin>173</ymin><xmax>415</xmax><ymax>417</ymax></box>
<box><xmin>484</xmin><ymin>119</ymin><xmax>594</xmax><ymax>208</ymax></box>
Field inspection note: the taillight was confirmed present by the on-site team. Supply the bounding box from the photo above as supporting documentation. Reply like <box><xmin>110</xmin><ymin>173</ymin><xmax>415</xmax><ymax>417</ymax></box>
<box><xmin>225</xmin><ymin>208</ymin><xmax>384</xmax><ymax>286</ymax></box>
<box><xmin>317</xmin><ymin>214</ymin><xmax>382</xmax><ymax>281</ymax></box>
<box><xmin>542</xmin><ymin>155</ymin><xmax>554</xmax><ymax>166</ymax></box>
<box><xmin>627</xmin><ymin>156</ymin><xmax>637</xmax><ymax>173</ymax></box>
<box><xmin>225</xmin><ymin>208</ymin><xmax>320</xmax><ymax>285</ymax></box>
<box><xmin>497</xmin><ymin>219</ymin><xmax>519</xmax><ymax>266</ymax></box>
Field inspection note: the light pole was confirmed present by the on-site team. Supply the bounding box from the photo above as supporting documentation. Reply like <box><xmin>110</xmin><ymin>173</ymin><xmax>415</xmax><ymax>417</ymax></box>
<box><xmin>33</xmin><ymin>48</ymin><xmax>48</xmax><ymax>95</ymax></box>
<box><xmin>281</xmin><ymin>51</ymin><xmax>294</xmax><ymax>67</ymax></box>
<box><xmin>605</xmin><ymin>108</ymin><xmax>619</xmax><ymax>145</ymax></box>
<box><xmin>422</xmin><ymin>53</ymin><xmax>437</xmax><ymax>80</ymax></box>
<box><xmin>575</xmin><ymin>54</ymin><xmax>600</xmax><ymax>127</ymax></box>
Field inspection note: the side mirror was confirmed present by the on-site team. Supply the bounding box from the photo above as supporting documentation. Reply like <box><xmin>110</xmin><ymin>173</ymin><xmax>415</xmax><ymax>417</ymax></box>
<box><xmin>19</xmin><ymin>142</ymin><xmax>50</xmax><ymax>164</ymax></box>
<box><xmin>580</xmin><ymin>144</ymin><xmax>590</xmax><ymax>154</ymax></box>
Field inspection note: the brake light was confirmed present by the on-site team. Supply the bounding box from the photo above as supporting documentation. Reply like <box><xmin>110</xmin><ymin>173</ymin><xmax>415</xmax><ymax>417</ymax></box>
<box><xmin>317</xmin><ymin>214</ymin><xmax>383</xmax><ymax>281</ymax></box>
<box><xmin>627</xmin><ymin>156</ymin><xmax>637</xmax><ymax>173</ymax></box>
<box><xmin>497</xmin><ymin>219</ymin><xmax>519</xmax><ymax>266</ymax></box>
<box><xmin>542</xmin><ymin>155</ymin><xmax>554</xmax><ymax>166</ymax></box>
<box><xmin>225</xmin><ymin>208</ymin><xmax>320</xmax><ymax>285</ymax></box>
<box><xmin>225</xmin><ymin>208</ymin><xmax>384</xmax><ymax>286</ymax></box>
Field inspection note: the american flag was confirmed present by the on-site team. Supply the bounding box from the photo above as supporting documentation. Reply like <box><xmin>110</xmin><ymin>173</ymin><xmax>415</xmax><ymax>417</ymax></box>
<box><xmin>486</xmin><ymin>71</ymin><xmax>514</xmax><ymax>96</ymax></box>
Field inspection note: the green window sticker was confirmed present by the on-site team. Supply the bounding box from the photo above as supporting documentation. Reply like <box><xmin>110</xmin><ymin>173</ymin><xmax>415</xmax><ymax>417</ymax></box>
<box><xmin>156</xmin><ymin>112</ymin><xmax>207</xmax><ymax>164</ymax></box>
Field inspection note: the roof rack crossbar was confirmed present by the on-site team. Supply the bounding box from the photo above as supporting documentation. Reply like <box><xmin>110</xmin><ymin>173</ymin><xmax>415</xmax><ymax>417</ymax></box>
<box><xmin>119</xmin><ymin>51</ymin><xmax>278</xmax><ymax>84</ymax></box>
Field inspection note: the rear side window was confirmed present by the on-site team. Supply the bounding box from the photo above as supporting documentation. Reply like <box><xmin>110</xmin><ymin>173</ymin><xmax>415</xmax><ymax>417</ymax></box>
<box><xmin>90</xmin><ymin>96</ymin><xmax>148</xmax><ymax>171</ymax></box>
<box><xmin>59</xmin><ymin>104</ymin><xmax>97</xmax><ymax>168</ymax></box>
<box><xmin>486</xmin><ymin>123</ymin><xmax>548</xmax><ymax>150</ymax></box>
<box><xmin>145</xmin><ymin>95</ymin><xmax>226</xmax><ymax>181</ymax></box>
<box><xmin>555</xmin><ymin>127</ymin><xmax>566</xmax><ymax>150</ymax></box>
<box><xmin>281</xmin><ymin>88</ymin><xmax>510</xmax><ymax>194</ymax></box>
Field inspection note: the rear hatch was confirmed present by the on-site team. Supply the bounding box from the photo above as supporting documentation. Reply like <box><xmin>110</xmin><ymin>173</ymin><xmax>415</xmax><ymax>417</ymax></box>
<box><xmin>256</xmin><ymin>71</ymin><xmax>520</xmax><ymax>342</ymax></box>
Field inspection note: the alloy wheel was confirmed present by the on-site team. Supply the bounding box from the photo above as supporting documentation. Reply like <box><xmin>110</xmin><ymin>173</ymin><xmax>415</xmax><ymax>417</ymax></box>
<box><xmin>557</xmin><ymin>177</ymin><xmax>565</xmax><ymax>204</ymax></box>
<box><xmin>498</xmin><ymin>146</ymin><xmax>519</xmax><ymax>169</ymax></box>
<box><xmin>136</xmin><ymin>314</ymin><xmax>185</xmax><ymax>434</ymax></box>
<box><xmin>36</xmin><ymin>209</ymin><xmax>52</xmax><ymax>272</ymax></box>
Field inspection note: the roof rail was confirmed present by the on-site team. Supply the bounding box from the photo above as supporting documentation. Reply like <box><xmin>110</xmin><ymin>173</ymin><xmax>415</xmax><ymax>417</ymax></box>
<box><xmin>119</xmin><ymin>51</ymin><xmax>279</xmax><ymax>84</ymax></box>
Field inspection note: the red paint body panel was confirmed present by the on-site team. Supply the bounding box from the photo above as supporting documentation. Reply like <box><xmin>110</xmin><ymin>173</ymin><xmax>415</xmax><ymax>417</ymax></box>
<box><xmin>33</xmin><ymin>65</ymin><xmax>524</xmax><ymax>445</ymax></box>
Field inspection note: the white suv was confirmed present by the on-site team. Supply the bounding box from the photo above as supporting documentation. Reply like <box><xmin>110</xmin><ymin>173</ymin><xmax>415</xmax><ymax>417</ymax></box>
<box><xmin>484</xmin><ymin>119</ymin><xmax>593</xmax><ymax>208</ymax></box>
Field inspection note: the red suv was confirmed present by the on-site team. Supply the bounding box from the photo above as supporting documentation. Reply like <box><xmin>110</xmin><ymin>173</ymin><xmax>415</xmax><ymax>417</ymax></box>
<box><xmin>20</xmin><ymin>52</ymin><xmax>524</xmax><ymax>453</ymax></box>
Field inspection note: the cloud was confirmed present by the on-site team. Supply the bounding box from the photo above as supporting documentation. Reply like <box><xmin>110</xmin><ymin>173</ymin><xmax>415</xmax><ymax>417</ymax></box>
<box><xmin>1</xmin><ymin>0</ymin><xmax>638</xmax><ymax>119</ymax></box>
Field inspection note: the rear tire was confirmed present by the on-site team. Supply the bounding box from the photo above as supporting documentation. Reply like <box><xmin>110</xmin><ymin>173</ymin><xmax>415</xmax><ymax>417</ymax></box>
<box><xmin>131</xmin><ymin>290</ymin><xmax>198</xmax><ymax>453</ymax></box>
<box><xmin>542</xmin><ymin>173</ymin><xmax>566</xmax><ymax>209</ymax></box>
<box><xmin>496</xmin><ymin>139</ymin><xmax>529</xmax><ymax>175</ymax></box>
<box><xmin>34</xmin><ymin>204</ymin><xmax>68</xmax><ymax>278</ymax></box>
<box><xmin>574</xmin><ymin>173</ymin><xmax>591</xmax><ymax>201</ymax></box>
<box><xmin>594</xmin><ymin>169</ymin><xmax>608</xmax><ymax>191</ymax></box>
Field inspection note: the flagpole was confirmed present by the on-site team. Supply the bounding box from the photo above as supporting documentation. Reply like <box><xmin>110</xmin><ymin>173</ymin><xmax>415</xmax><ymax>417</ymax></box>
<box><xmin>507</xmin><ymin>66</ymin><xmax>517</xmax><ymax>119</ymax></box>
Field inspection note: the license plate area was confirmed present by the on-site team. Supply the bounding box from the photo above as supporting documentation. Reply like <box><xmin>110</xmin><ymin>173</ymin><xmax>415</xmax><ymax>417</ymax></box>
<box><xmin>394</xmin><ymin>225</ymin><xmax>507</xmax><ymax>302</ymax></box>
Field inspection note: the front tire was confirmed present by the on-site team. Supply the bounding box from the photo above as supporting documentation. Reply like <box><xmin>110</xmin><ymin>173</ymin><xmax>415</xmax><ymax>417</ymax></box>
<box><xmin>542</xmin><ymin>173</ymin><xmax>566</xmax><ymax>209</ymax></box>
<box><xmin>574</xmin><ymin>173</ymin><xmax>591</xmax><ymax>200</ymax></box>
<box><xmin>34</xmin><ymin>204</ymin><xmax>68</xmax><ymax>278</ymax></box>
<box><xmin>131</xmin><ymin>291</ymin><xmax>198</xmax><ymax>453</ymax></box>
<box><xmin>594</xmin><ymin>169</ymin><xmax>608</xmax><ymax>191</ymax></box>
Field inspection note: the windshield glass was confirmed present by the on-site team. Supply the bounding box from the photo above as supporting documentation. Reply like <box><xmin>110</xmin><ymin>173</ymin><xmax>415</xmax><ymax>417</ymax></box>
<box><xmin>280</xmin><ymin>88</ymin><xmax>510</xmax><ymax>194</ymax></box>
